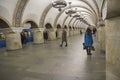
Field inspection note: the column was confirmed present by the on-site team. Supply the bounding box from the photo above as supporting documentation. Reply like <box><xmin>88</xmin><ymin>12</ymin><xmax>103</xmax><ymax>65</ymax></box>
<box><xmin>73</xmin><ymin>29</ymin><xmax>75</xmax><ymax>35</ymax></box>
<box><xmin>66</xmin><ymin>29</ymin><xmax>69</xmax><ymax>37</ymax></box>
<box><xmin>97</xmin><ymin>27</ymin><xmax>105</xmax><ymax>52</ymax></box>
<box><xmin>32</xmin><ymin>28</ymin><xmax>44</xmax><ymax>44</ymax></box>
<box><xmin>6</xmin><ymin>32</ymin><xmax>22</xmax><ymax>50</ymax></box>
<box><xmin>71</xmin><ymin>29</ymin><xmax>74</xmax><ymax>36</ymax></box>
<box><xmin>69</xmin><ymin>29</ymin><xmax>72</xmax><ymax>36</ymax></box>
<box><xmin>106</xmin><ymin>17</ymin><xmax>120</xmax><ymax>76</ymax></box>
<box><xmin>48</xmin><ymin>30</ymin><xmax>56</xmax><ymax>40</ymax></box>
<box><xmin>57</xmin><ymin>29</ymin><xmax>62</xmax><ymax>39</ymax></box>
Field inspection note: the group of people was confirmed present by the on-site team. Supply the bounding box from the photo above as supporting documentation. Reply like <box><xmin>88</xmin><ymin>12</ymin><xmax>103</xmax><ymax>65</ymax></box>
<box><xmin>43</xmin><ymin>28</ymin><xmax>68</xmax><ymax>47</ymax></box>
<box><xmin>43</xmin><ymin>26</ymin><xmax>97</xmax><ymax>56</ymax></box>
<box><xmin>60</xmin><ymin>26</ymin><xmax>97</xmax><ymax>56</ymax></box>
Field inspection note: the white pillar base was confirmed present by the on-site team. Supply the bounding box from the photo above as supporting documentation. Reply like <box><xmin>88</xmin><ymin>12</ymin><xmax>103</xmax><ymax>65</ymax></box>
<box><xmin>48</xmin><ymin>31</ymin><xmax>56</xmax><ymax>40</ymax></box>
<box><xmin>57</xmin><ymin>30</ymin><xmax>62</xmax><ymax>39</ymax></box>
<box><xmin>33</xmin><ymin>31</ymin><xmax>44</xmax><ymax>44</ymax></box>
<box><xmin>6</xmin><ymin>32</ymin><xmax>22</xmax><ymax>50</ymax></box>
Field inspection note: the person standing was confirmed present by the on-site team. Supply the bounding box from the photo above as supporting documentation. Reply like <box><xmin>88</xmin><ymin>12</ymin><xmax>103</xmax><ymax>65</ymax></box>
<box><xmin>93</xmin><ymin>27</ymin><xmax>97</xmax><ymax>37</ymax></box>
<box><xmin>60</xmin><ymin>28</ymin><xmax>68</xmax><ymax>47</ymax></box>
<box><xmin>43</xmin><ymin>30</ymin><xmax>48</xmax><ymax>43</ymax></box>
<box><xmin>80</xmin><ymin>30</ymin><xmax>82</xmax><ymax>35</ymax></box>
<box><xmin>84</xmin><ymin>27</ymin><xmax>93</xmax><ymax>55</ymax></box>
<box><xmin>21</xmin><ymin>32</ymin><xmax>27</xmax><ymax>44</ymax></box>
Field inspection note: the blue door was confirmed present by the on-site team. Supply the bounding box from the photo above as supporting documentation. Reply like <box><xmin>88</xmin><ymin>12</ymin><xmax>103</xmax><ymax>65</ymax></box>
<box><xmin>22</xmin><ymin>29</ymin><xmax>33</xmax><ymax>43</ymax></box>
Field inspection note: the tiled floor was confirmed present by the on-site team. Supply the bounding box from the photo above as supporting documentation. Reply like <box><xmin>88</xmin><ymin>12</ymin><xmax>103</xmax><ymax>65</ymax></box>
<box><xmin>0</xmin><ymin>35</ymin><xmax>105</xmax><ymax>80</ymax></box>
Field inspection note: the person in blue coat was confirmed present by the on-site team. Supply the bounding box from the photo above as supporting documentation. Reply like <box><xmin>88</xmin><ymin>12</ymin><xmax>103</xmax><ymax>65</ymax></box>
<box><xmin>84</xmin><ymin>27</ymin><xmax>93</xmax><ymax>55</ymax></box>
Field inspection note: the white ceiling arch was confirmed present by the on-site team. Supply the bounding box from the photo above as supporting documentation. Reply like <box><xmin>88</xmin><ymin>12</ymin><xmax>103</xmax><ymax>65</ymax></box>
<box><xmin>62</xmin><ymin>10</ymin><xmax>96</xmax><ymax>27</ymax></box>
<box><xmin>0</xmin><ymin>0</ymin><xmax>105</xmax><ymax>29</ymax></box>
<box><xmin>39</xmin><ymin>0</ymin><xmax>99</xmax><ymax>28</ymax></box>
<box><xmin>54</xmin><ymin>5</ymin><xmax>98</xmax><ymax>29</ymax></box>
<box><xmin>0</xmin><ymin>0</ymin><xmax>18</xmax><ymax>26</ymax></box>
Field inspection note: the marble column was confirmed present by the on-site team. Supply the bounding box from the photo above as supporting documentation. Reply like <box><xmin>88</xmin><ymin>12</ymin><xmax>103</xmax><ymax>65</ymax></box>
<box><xmin>33</xmin><ymin>31</ymin><xmax>44</xmax><ymax>44</ymax></box>
<box><xmin>71</xmin><ymin>29</ymin><xmax>74</xmax><ymax>36</ymax></box>
<box><xmin>97</xmin><ymin>27</ymin><xmax>105</xmax><ymax>52</ymax></box>
<box><xmin>57</xmin><ymin>29</ymin><xmax>62</xmax><ymax>39</ymax></box>
<box><xmin>69</xmin><ymin>29</ymin><xmax>72</xmax><ymax>36</ymax></box>
<box><xmin>6</xmin><ymin>32</ymin><xmax>22</xmax><ymax>50</ymax></box>
<box><xmin>66</xmin><ymin>29</ymin><xmax>69</xmax><ymax>37</ymax></box>
<box><xmin>73</xmin><ymin>29</ymin><xmax>76</xmax><ymax>35</ymax></box>
<box><xmin>48</xmin><ymin>30</ymin><xmax>56</xmax><ymax>40</ymax></box>
<box><xmin>106</xmin><ymin>17</ymin><xmax>120</xmax><ymax>76</ymax></box>
<box><xmin>77</xmin><ymin>29</ymin><xmax>79</xmax><ymax>34</ymax></box>
<box><xmin>31</xmin><ymin>28</ymin><xmax>44</xmax><ymax>44</ymax></box>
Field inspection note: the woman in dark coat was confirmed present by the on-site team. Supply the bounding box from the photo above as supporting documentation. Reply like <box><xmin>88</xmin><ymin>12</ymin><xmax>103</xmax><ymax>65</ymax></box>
<box><xmin>84</xmin><ymin>27</ymin><xmax>93</xmax><ymax>55</ymax></box>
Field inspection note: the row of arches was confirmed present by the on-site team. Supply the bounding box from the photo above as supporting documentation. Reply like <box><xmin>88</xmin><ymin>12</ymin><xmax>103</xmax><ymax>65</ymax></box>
<box><xmin>0</xmin><ymin>17</ymin><xmax>82</xmax><ymax>29</ymax></box>
<box><xmin>0</xmin><ymin>18</ymin><xmax>83</xmax><ymax>48</ymax></box>
<box><xmin>0</xmin><ymin>0</ymin><xmax>104</xmax><ymax>29</ymax></box>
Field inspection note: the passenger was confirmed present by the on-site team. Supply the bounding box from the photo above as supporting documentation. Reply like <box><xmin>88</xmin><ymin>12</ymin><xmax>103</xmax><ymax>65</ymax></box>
<box><xmin>83</xmin><ymin>27</ymin><xmax>93</xmax><ymax>55</ymax></box>
<box><xmin>93</xmin><ymin>27</ymin><xmax>97</xmax><ymax>37</ymax></box>
<box><xmin>60</xmin><ymin>28</ymin><xmax>68</xmax><ymax>47</ymax></box>
<box><xmin>21</xmin><ymin>32</ymin><xmax>26</xmax><ymax>44</ymax></box>
<box><xmin>43</xmin><ymin>29</ymin><xmax>48</xmax><ymax>43</ymax></box>
<box><xmin>80</xmin><ymin>30</ymin><xmax>82</xmax><ymax>34</ymax></box>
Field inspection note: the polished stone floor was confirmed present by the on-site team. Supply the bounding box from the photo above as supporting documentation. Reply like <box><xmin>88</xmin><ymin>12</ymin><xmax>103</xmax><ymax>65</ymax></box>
<box><xmin>0</xmin><ymin>35</ymin><xmax>105</xmax><ymax>80</ymax></box>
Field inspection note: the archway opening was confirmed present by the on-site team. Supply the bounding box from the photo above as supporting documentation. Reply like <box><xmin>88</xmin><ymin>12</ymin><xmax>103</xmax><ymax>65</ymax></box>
<box><xmin>73</xmin><ymin>27</ymin><xmax>75</xmax><ymax>30</ymax></box>
<box><xmin>44</xmin><ymin>23</ymin><xmax>53</xmax><ymax>40</ymax></box>
<box><xmin>64</xmin><ymin>25</ymin><xmax>67</xmax><ymax>29</ymax></box>
<box><xmin>22</xmin><ymin>21</ymin><xmax>38</xmax><ymax>44</ymax></box>
<box><xmin>0</xmin><ymin>19</ymin><xmax>9</xmax><ymax>48</ymax></box>
<box><xmin>57</xmin><ymin>24</ymin><xmax>61</xmax><ymax>29</ymax></box>
<box><xmin>26</xmin><ymin>21</ymin><xmax>38</xmax><ymax>29</ymax></box>
<box><xmin>45</xmin><ymin>23</ymin><xmax>53</xmax><ymax>29</ymax></box>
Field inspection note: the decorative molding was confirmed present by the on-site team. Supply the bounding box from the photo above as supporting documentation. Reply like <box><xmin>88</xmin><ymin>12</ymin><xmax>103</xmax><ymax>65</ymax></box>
<box><xmin>39</xmin><ymin>4</ymin><xmax>52</xmax><ymax>28</ymax></box>
<box><xmin>62</xmin><ymin>15</ymin><xmax>69</xmax><ymax>28</ymax></box>
<box><xmin>72</xmin><ymin>19</ymin><xmax>77</xmax><ymax>27</ymax></box>
<box><xmin>75</xmin><ymin>20</ymin><xmax>79</xmax><ymax>28</ymax></box>
<box><xmin>92</xmin><ymin>0</ymin><xmax>100</xmax><ymax>16</ymax></box>
<box><xmin>68</xmin><ymin>17</ymin><xmax>74</xmax><ymax>27</ymax></box>
<box><xmin>13</xmin><ymin>0</ymin><xmax>29</xmax><ymax>27</ymax></box>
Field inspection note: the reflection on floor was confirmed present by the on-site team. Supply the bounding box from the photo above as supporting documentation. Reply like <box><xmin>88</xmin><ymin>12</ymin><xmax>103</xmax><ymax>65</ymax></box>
<box><xmin>0</xmin><ymin>35</ymin><xmax>105</xmax><ymax>80</ymax></box>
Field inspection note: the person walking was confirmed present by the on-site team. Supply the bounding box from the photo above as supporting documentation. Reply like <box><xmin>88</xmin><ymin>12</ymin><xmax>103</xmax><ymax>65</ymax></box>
<box><xmin>60</xmin><ymin>28</ymin><xmax>68</xmax><ymax>47</ymax></box>
<box><xmin>84</xmin><ymin>27</ymin><xmax>93</xmax><ymax>55</ymax></box>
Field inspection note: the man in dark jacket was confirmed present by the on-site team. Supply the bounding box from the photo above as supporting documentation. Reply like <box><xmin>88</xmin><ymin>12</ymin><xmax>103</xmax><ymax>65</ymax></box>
<box><xmin>60</xmin><ymin>28</ymin><xmax>67</xmax><ymax>47</ymax></box>
<box><xmin>43</xmin><ymin>30</ymin><xmax>48</xmax><ymax>43</ymax></box>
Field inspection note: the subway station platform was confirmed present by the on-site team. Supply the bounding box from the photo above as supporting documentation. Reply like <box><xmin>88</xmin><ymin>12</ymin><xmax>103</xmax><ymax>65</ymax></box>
<box><xmin>0</xmin><ymin>35</ymin><xmax>105</xmax><ymax>80</ymax></box>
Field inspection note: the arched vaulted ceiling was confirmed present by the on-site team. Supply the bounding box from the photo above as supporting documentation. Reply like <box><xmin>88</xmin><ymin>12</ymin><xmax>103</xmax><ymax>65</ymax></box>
<box><xmin>0</xmin><ymin>0</ymin><xmax>105</xmax><ymax>29</ymax></box>
<box><xmin>58</xmin><ymin>10</ymin><xmax>96</xmax><ymax>29</ymax></box>
<box><xmin>53</xmin><ymin>5</ymin><xmax>98</xmax><ymax>28</ymax></box>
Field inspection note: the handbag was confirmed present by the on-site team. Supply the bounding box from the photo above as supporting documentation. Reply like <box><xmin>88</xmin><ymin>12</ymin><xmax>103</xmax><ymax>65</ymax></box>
<box><xmin>91</xmin><ymin>46</ymin><xmax>95</xmax><ymax>51</ymax></box>
<box><xmin>83</xmin><ymin>43</ymin><xmax>86</xmax><ymax>49</ymax></box>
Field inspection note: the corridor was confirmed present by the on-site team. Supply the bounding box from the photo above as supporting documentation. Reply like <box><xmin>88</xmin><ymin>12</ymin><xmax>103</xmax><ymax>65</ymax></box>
<box><xmin>0</xmin><ymin>35</ymin><xmax>105</xmax><ymax>80</ymax></box>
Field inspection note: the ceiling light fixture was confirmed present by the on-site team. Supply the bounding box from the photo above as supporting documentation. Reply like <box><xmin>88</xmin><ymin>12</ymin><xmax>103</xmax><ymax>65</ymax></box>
<box><xmin>65</xmin><ymin>2</ymin><xmax>77</xmax><ymax>17</ymax></box>
<box><xmin>52</xmin><ymin>0</ymin><xmax>67</xmax><ymax>12</ymax></box>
